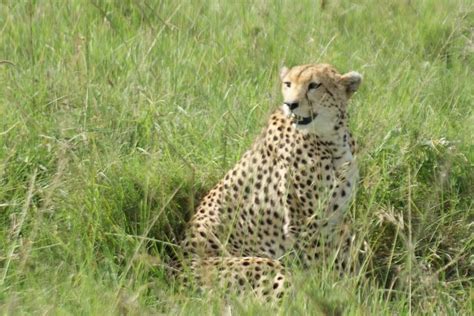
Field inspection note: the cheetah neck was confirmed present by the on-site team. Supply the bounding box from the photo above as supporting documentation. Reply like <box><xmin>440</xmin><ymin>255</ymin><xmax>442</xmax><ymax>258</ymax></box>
<box><xmin>312</xmin><ymin>119</ymin><xmax>348</xmax><ymax>146</ymax></box>
<box><xmin>293</xmin><ymin>109</ymin><xmax>349</xmax><ymax>143</ymax></box>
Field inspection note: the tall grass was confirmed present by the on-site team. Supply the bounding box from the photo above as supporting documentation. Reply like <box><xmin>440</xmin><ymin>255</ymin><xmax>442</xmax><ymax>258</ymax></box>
<box><xmin>1</xmin><ymin>0</ymin><xmax>472</xmax><ymax>314</ymax></box>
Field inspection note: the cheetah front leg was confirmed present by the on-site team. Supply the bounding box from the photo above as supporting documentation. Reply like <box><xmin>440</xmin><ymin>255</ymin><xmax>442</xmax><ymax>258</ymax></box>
<box><xmin>314</xmin><ymin>139</ymin><xmax>359</xmax><ymax>273</ymax></box>
<box><xmin>327</xmin><ymin>149</ymin><xmax>359</xmax><ymax>273</ymax></box>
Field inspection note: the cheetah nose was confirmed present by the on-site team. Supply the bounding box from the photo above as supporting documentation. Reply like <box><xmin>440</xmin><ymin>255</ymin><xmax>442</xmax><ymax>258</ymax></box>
<box><xmin>285</xmin><ymin>102</ymin><xmax>299</xmax><ymax>110</ymax></box>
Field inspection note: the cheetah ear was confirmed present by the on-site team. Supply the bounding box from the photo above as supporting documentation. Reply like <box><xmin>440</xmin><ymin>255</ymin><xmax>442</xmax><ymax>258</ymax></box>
<box><xmin>280</xmin><ymin>66</ymin><xmax>290</xmax><ymax>80</ymax></box>
<box><xmin>340</xmin><ymin>71</ymin><xmax>362</xmax><ymax>96</ymax></box>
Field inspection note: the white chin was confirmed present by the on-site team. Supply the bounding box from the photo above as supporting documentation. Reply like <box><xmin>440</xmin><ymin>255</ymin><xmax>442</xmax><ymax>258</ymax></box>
<box><xmin>281</xmin><ymin>104</ymin><xmax>292</xmax><ymax>117</ymax></box>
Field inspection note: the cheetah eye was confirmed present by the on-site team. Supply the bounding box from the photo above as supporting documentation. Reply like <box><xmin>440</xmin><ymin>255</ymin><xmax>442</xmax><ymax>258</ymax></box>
<box><xmin>284</xmin><ymin>82</ymin><xmax>291</xmax><ymax>88</ymax></box>
<box><xmin>308</xmin><ymin>82</ymin><xmax>321</xmax><ymax>90</ymax></box>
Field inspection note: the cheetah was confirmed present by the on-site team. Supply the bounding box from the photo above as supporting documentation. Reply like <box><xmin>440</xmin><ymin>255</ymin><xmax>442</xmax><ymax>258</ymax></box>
<box><xmin>180</xmin><ymin>63</ymin><xmax>362</xmax><ymax>302</ymax></box>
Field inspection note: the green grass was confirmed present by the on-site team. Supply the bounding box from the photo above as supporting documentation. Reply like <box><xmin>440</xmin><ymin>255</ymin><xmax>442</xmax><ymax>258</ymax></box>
<box><xmin>1</xmin><ymin>0</ymin><xmax>473</xmax><ymax>314</ymax></box>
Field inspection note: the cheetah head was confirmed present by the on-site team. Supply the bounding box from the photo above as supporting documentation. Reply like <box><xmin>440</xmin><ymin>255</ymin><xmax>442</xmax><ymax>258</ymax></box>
<box><xmin>280</xmin><ymin>63</ymin><xmax>362</xmax><ymax>135</ymax></box>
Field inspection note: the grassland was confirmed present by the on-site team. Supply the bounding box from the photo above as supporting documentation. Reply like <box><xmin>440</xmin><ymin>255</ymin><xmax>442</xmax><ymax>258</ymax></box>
<box><xmin>1</xmin><ymin>0</ymin><xmax>473</xmax><ymax>314</ymax></box>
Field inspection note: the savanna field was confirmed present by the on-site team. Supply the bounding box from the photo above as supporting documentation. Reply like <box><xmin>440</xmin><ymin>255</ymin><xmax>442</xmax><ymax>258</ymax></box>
<box><xmin>1</xmin><ymin>1</ymin><xmax>473</xmax><ymax>314</ymax></box>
